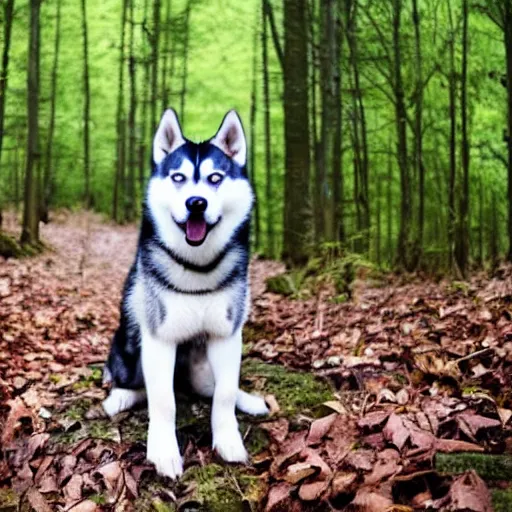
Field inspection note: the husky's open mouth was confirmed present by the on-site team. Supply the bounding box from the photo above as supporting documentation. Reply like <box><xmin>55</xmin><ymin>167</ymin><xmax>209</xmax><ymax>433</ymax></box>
<box><xmin>176</xmin><ymin>215</ymin><xmax>220</xmax><ymax>247</ymax></box>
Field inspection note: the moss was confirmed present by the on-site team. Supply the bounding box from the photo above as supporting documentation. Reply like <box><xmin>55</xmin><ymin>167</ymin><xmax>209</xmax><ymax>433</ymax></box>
<box><xmin>0</xmin><ymin>488</ymin><xmax>19</xmax><ymax>512</ymax></box>
<box><xmin>0</xmin><ymin>233</ymin><xmax>24</xmax><ymax>258</ymax></box>
<box><xmin>265</xmin><ymin>273</ymin><xmax>298</xmax><ymax>296</ymax></box>
<box><xmin>436</xmin><ymin>453</ymin><xmax>512</xmax><ymax>481</ymax></box>
<box><xmin>492</xmin><ymin>489</ymin><xmax>512</xmax><ymax>512</ymax></box>
<box><xmin>181</xmin><ymin>464</ymin><xmax>263</xmax><ymax>512</ymax></box>
<box><xmin>241</xmin><ymin>359</ymin><xmax>333</xmax><ymax>416</ymax></box>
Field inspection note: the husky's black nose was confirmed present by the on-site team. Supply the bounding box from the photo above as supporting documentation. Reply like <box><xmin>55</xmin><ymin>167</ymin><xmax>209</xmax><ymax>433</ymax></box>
<box><xmin>186</xmin><ymin>196</ymin><xmax>208</xmax><ymax>213</ymax></box>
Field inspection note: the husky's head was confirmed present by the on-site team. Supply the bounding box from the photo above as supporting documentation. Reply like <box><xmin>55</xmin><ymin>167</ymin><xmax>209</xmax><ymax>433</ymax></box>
<box><xmin>147</xmin><ymin>109</ymin><xmax>252</xmax><ymax>260</ymax></box>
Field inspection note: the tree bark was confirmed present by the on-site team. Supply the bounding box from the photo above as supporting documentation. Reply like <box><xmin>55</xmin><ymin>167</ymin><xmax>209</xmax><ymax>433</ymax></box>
<box><xmin>21</xmin><ymin>0</ymin><xmax>41</xmax><ymax>245</ymax></box>
<box><xmin>180</xmin><ymin>0</ymin><xmax>192</xmax><ymax>125</ymax></box>
<box><xmin>282</xmin><ymin>0</ymin><xmax>312</xmax><ymax>264</ymax></box>
<box><xmin>457</xmin><ymin>0</ymin><xmax>470</xmax><ymax>275</ymax></box>
<box><xmin>80</xmin><ymin>0</ymin><xmax>91</xmax><ymax>208</ymax></box>
<box><xmin>505</xmin><ymin>1</ymin><xmax>512</xmax><ymax>261</ymax></box>
<box><xmin>161</xmin><ymin>0</ymin><xmax>172</xmax><ymax>111</ymax></box>
<box><xmin>0</xmin><ymin>0</ymin><xmax>15</xmax><ymax>189</ymax></box>
<box><xmin>249</xmin><ymin>11</ymin><xmax>261</xmax><ymax>251</ymax></box>
<box><xmin>42</xmin><ymin>0</ymin><xmax>61</xmax><ymax>220</ymax></box>
<box><xmin>113</xmin><ymin>0</ymin><xmax>129</xmax><ymax>222</ymax></box>
<box><xmin>262</xmin><ymin>0</ymin><xmax>274</xmax><ymax>257</ymax></box>
<box><xmin>412</xmin><ymin>0</ymin><xmax>424</xmax><ymax>265</ymax></box>
<box><xmin>393</xmin><ymin>0</ymin><xmax>412</xmax><ymax>270</ymax></box>
<box><xmin>139</xmin><ymin>0</ymin><xmax>150</xmax><ymax>195</ymax></box>
<box><xmin>151</xmin><ymin>0</ymin><xmax>161</xmax><ymax>134</ymax></box>
<box><xmin>125</xmin><ymin>0</ymin><xmax>137</xmax><ymax>221</ymax></box>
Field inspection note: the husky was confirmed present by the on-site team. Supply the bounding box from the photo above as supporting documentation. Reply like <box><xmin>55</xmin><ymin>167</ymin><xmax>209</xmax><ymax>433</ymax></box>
<box><xmin>102</xmin><ymin>109</ymin><xmax>269</xmax><ymax>479</ymax></box>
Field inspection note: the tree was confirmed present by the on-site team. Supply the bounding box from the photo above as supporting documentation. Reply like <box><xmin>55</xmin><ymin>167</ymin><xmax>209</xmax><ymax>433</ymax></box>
<box><xmin>113</xmin><ymin>0</ymin><xmax>129</xmax><ymax>222</ymax></box>
<box><xmin>21</xmin><ymin>0</ymin><xmax>42</xmax><ymax>246</ymax></box>
<box><xmin>262</xmin><ymin>0</ymin><xmax>275</xmax><ymax>257</ymax></box>
<box><xmin>81</xmin><ymin>0</ymin><xmax>92</xmax><ymax>208</ymax></box>
<box><xmin>0</xmin><ymin>0</ymin><xmax>15</xmax><ymax>185</ymax></box>
<box><xmin>151</xmin><ymin>0</ymin><xmax>161</xmax><ymax>133</ymax></box>
<box><xmin>282</xmin><ymin>0</ymin><xmax>312</xmax><ymax>264</ymax></box>
<box><xmin>42</xmin><ymin>0</ymin><xmax>62</xmax><ymax>221</ymax></box>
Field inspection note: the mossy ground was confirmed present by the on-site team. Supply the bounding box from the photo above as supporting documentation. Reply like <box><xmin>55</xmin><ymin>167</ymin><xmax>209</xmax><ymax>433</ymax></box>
<box><xmin>47</xmin><ymin>359</ymin><xmax>333</xmax><ymax>511</ymax></box>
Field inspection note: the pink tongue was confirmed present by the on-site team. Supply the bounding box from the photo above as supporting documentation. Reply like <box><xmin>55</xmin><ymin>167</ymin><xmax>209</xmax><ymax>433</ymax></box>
<box><xmin>186</xmin><ymin>217</ymin><xmax>207</xmax><ymax>242</ymax></box>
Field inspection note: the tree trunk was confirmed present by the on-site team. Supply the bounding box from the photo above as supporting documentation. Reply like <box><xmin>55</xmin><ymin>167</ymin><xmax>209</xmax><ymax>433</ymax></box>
<box><xmin>113</xmin><ymin>0</ymin><xmax>129</xmax><ymax>222</ymax></box>
<box><xmin>0</xmin><ymin>0</ymin><xmax>15</xmax><ymax>196</ymax></box>
<box><xmin>282</xmin><ymin>0</ymin><xmax>312</xmax><ymax>264</ymax></box>
<box><xmin>161</xmin><ymin>0</ymin><xmax>172</xmax><ymax>111</ymax></box>
<box><xmin>332</xmin><ymin>0</ymin><xmax>344</xmax><ymax>243</ymax></box>
<box><xmin>151</xmin><ymin>0</ymin><xmax>161</xmax><ymax>134</ymax></box>
<box><xmin>249</xmin><ymin>11</ymin><xmax>261</xmax><ymax>251</ymax></box>
<box><xmin>412</xmin><ymin>0</ymin><xmax>424</xmax><ymax>265</ymax></box>
<box><xmin>80</xmin><ymin>0</ymin><xmax>91</xmax><ymax>208</ymax></box>
<box><xmin>139</xmin><ymin>0</ymin><xmax>150</xmax><ymax>195</ymax></box>
<box><xmin>447</xmin><ymin>0</ymin><xmax>457</xmax><ymax>270</ymax></box>
<box><xmin>180</xmin><ymin>0</ymin><xmax>192</xmax><ymax>126</ymax></box>
<box><xmin>21</xmin><ymin>0</ymin><xmax>41</xmax><ymax>246</ymax></box>
<box><xmin>262</xmin><ymin>0</ymin><xmax>274</xmax><ymax>257</ymax></box>
<box><xmin>42</xmin><ymin>0</ymin><xmax>61</xmax><ymax>220</ymax></box>
<box><xmin>393</xmin><ymin>0</ymin><xmax>412</xmax><ymax>270</ymax></box>
<box><xmin>125</xmin><ymin>0</ymin><xmax>137</xmax><ymax>222</ymax></box>
<box><xmin>457</xmin><ymin>0</ymin><xmax>470</xmax><ymax>276</ymax></box>
<box><xmin>505</xmin><ymin>2</ymin><xmax>512</xmax><ymax>261</ymax></box>
<box><xmin>387</xmin><ymin>134</ymin><xmax>393</xmax><ymax>265</ymax></box>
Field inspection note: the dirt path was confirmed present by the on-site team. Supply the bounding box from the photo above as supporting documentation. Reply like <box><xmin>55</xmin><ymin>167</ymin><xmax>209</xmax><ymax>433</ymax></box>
<box><xmin>1</xmin><ymin>213</ymin><xmax>512</xmax><ymax>511</ymax></box>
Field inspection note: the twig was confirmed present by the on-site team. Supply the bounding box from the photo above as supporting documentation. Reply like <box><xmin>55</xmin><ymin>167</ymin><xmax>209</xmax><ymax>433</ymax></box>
<box><xmin>454</xmin><ymin>347</ymin><xmax>493</xmax><ymax>365</ymax></box>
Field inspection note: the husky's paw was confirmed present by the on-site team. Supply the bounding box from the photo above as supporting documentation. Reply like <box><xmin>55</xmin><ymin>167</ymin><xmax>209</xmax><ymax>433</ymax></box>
<box><xmin>147</xmin><ymin>424</ymin><xmax>183</xmax><ymax>479</ymax></box>
<box><xmin>213</xmin><ymin>427</ymin><xmax>248</xmax><ymax>464</ymax></box>
<box><xmin>102</xmin><ymin>388</ymin><xmax>145</xmax><ymax>417</ymax></box>
<box><xmin>236</xmin><ymin>390</ymin><xmax>270</xmax><ymax>416</ymax></box>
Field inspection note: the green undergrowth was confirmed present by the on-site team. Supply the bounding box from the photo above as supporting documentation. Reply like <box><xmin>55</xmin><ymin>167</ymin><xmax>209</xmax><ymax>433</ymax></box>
<box><xmin>0</xmin><ymin>232</ymin><xmax>46</xmax><ymax>258</ymax></box>
<box><xmin>0</xmin><ymin>488</ymin><xmax>18</xmax><ymax>512</ymax></box>
<box><xmin>265</xmin><ymin>249</ymin><xmax>385</xmax><ymax>301</ymax></box>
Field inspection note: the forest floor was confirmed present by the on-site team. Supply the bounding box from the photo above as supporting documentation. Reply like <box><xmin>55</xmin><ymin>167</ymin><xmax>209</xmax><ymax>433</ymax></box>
<box><xmin>1</xmin><ymin>212</ymin><xmax>512</xmax><ymax>512</ymax></box>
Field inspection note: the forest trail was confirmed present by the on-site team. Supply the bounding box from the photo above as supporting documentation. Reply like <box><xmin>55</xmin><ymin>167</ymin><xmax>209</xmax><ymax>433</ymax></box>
<box><xmin>1</xmin><ymin>213</ymin><xmax>512</xmax><ymax>511</ymax></box>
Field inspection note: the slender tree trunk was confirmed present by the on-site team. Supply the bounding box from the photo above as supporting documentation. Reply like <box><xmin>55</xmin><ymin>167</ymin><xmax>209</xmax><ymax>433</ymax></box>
<box><xmin>447</xmin><ymin>1</ymin><xmax>457</xmax><ymax>270</ymax></box>
<box><xmin>505</xmin><ymin>2</ymin><xmax>512</xmax><ymax>261</ymax></box>
<box><xmin>21</xmin><ymin>0</ymin><xmax>41</xmax><ymax>245</ymax></box>
<box><xmin>283</xmin><ymin>0</ymin><xmax>312</xmax><ymax>264</ymax></box>
<box><xmin>387</xmin><ymin>134</ymin><xmax>393</xmax><ymax>265</ymax></box>
<box><xmin>319</xmin><ymin>0</ymin><xmax>337</xmax><ymax>241</ymax></box>
<box><xmin>80</xmin><ymin>0</ymin><xmax>91</xmax><ymax>208</ymax></box>
<box><xmin>139</xmin><ymin>0</ymin><xmax>150</xmax><ymax>194</ymax></box>
<box><xmin>332</xmin><ymin>0</ymin><xmax>344</xmax><ymax>243</ymax></box>
<box><xmin>0</xmin><ymin>0</ymin><xmax>15</xmax><ymax>191</ymax></box>
<box><xmin>151</xmin><ymin>0</ymin><xmax>161</xmax><ymax>134</ymax></box>
<box><xmin>161</xmin><ymin>0</ymin><xmax>172</xmax><ymax>111</ymax></box>
<box><xmin>42</xmin><ymin>0</ymin><xmax>61</xmax><ymax>220</ymax></box>
<box><xmin>412</xmin><ymin>0</ymin><xmax>424</xmax><ymax>265</ymax></box>
<box><xmin>478</xmin><ymin>172</ymin><xmax>483</xmax><ymax>265</ymax></box>
<box><xmin>393</xmin><ymin>0</ymin><xmax>411</xmax><ymax>270</ymax></box>
<box><xmin>249</xmin><ymin>11</ymin><xmax>261</xmax><ymax>251</ymax></box>
<box><xmin>113</xmin><ymin>0</ymin><xmax>129</xmax><ymax>222</ymax></box>
<box><xmin>180</xmin><ymin>0</ymin><xmax>192</xmax><ymax>126</ymax></box>
<box><xmin>262</xmin><ymin>0</ymin><xmax>274</xmax><ymax>257</ymax></box>
<box><xmin>126</xmin><ymin>0</ymin><xmax>137</xmax><ymax>221</ymax></box>
<box><xmin>457</xmin><ymin>0</ymin><xmax>470</xmax><ymax>275</ymax></box>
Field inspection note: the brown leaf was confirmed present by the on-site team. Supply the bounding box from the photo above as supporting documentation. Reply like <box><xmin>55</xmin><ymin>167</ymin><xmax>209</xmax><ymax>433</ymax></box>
<box><xmin>383</xmin><ymin>413</ymin><xmax>410</xmax><ymax>451</ymax></box>
<box><xmin>58</xmin><ymin>454</ymin><xmax>77</xmax><ymax>485</ymax></box>
<box><xmin>96</xmin><ymin>461</ymin><xmax>122</xmax><ymax>498</ymax></box>
<box><xmin>457</xmin><ymin>413</ymin><xmax>501</xmax><ymax>437</ymax></box>
<box><xmin>64</xmin><ymin>474</ymin><xmax>83</xmax><ymax>504</ymax></box>
<box><xmin>284</xmin><ymin>462</ymin><xmax>317</xmax><ymax>484</ymax></box>
<box><xmin>67</xmin><ymin>500</ymin><xmax>100</xmax><ymax>512</ymax></box>
<box><xmin>435</xmin><ymin>438</ymin><xmax>485</xmax><ymax>453</ymax></box>
<box><xmin>349</xmin><ymin>488</ymin><xmax>394</xmax><ymax>511</ymax></box>
<box><xmin>265</xmin><ymin>482</ymin><xmax>294</xmax><ymax>512</ymax></box>
<box><xmin>265</xmin><ymin>394</ymin><xmax>280</xmax><ymax>415</ymax></box>
<box><xmin>345</xmin><ymin>449</ymin><xmax>375</xmax><ymax>471</ymax></box>
<box><xmin>357</xmin><ymin>410</ymin><xmax>390</xmax><ymax>429</ymax></box>
<box><xmin>331</xmin><ymin>471</ymin><xmax>357</xmax><ymax>497</ymax></box>
<box><xmin>1</xmin><ymin>398</ymin><xmax>38</xmax><ymax>445</ymax></box>
<box><xmin>449</xmin><ymin>471</ymin><xmax>492</xmax><ymax>512</ymax></box>
<box><xmin>261</xmin><ymin>418</ymin><xmax>289</xmax><ymax>443</ymax></box>
<box><xmin>298</xmin><ymin>479</ymin><xmax>329</xmax><ymax>501</ymax></box>
<box><xmin>307</xmin><ymin>413</ymin><xmax>337</xmax><ymax>446</ymax></box>
<box><xmin>26</xmin><ymin>487</ymin><xmax>52</xmax><ymax>512</ymax></box>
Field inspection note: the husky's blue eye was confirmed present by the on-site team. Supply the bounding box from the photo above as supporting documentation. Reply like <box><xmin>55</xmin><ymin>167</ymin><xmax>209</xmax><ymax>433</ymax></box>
<box><xmin>171</xmin><ymin>172</ymin><xmax>186</xmax><ymax>183</ymax></box>
<box><xmin>207</xmin><ymin>173</ymin><xmax>224</xmax><ymax>185</ymax></box>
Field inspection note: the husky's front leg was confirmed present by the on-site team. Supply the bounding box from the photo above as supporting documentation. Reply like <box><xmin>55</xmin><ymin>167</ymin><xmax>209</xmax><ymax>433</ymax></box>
<box><xmin>207</xmin><ymin>329</ymin><xmax>248</xmax><ymax>463</ymax></box>
<box><xmin>142</xmin><ymin>331</ymin><xmax>183</xmax><ymax>479</ymax></box>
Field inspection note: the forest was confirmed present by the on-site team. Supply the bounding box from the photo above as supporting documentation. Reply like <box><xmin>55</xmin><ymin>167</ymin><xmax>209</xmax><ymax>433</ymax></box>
<box><xmin>0</xmin><ymin>0</ymin><xmax>511</xmax><ymax>274</ymax></box>
<box><xmin>2</xmin><ymin>0</ymin><xmax>512</xmax><ymax>511</ymax></box>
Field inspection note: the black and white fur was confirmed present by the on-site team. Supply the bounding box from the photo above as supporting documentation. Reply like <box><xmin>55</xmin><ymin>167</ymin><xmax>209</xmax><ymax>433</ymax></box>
<box><xmin>102</xmin><ymin>109</ymin><xmax>268</xmax><ymax>479</ymax></box>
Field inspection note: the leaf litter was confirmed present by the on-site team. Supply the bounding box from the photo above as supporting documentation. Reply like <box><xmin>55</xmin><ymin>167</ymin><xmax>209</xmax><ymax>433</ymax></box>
<box><xmin>0</xmin><ymin>212</ymin><xmax>511</xmax><ymax>510</ymax></box>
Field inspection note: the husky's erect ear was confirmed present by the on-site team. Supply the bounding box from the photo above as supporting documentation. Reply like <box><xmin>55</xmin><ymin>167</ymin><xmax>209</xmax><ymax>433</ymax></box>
<box><xmin>211</xmin><ymin>110</ymin><xmax>247</xmax><ymax>167</ymax></box>
<box><xmin>153</xmin><ymin>109</ymin><xmax>185</xmax><ymax>165</ymax></box>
